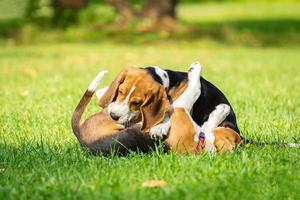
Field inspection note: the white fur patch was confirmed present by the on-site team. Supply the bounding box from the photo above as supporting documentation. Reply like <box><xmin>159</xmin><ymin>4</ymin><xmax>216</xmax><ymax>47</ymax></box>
<box><xmin>193</xmin><ymin>104</ymin><xmax>230</xmax><ymax>153</ymax></box>
<box><xmin>149</xmin><ymin>61</ymin><xmax>202</xmax><ymax>139</ymax></box>
<box><xmin>153</xmin><ymin>66</ymin><xmax>170</xmax><ymax>90</ymax></box>
<box><xmin>201</xmin><ymin>104</ymin><xmax>230</xmax><ymax>132</ymax></box>
<box><xmin>149</xmin><ymin>116</ymin><xmax>171</xmax><ymax>138</ymax></box>
<box><xmin>108</xmin><ymin>85</ymin><xmax>138</xmax><ymax>125</ymax></box>
<box><xmin>173</xmin><ymin>61</ymin><xmax>201</xmax><ymax>112</ymax></box>
<box><xmin>88</xmin><ymin>70</ymin><xmax>108</xmax><ymax>92</ymax></box>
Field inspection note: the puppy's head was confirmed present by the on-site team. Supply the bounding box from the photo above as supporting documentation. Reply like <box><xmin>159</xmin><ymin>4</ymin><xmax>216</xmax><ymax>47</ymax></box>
<box><xmin>98</xmin><ymin>68</ymin><xmax>170</xmax><ymax>132</ymax></box>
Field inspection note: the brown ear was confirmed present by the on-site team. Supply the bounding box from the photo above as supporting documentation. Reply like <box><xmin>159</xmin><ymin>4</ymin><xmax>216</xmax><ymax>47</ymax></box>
<box><xmin>97</xmin><ymin>70</ymin><xmax>127</xmax><ymax>107</ymax></box>
<box><xmin>140</xmin><ymin>85</ymin><xmax>170</xmax><ymax>133</ymax></box>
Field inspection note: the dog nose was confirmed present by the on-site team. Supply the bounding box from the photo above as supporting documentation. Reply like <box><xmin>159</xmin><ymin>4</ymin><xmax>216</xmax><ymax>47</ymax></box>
<box><xmin>110</xmin><ymin>112</ymin><xmax>120</xmax><ymax>121</ymax></box>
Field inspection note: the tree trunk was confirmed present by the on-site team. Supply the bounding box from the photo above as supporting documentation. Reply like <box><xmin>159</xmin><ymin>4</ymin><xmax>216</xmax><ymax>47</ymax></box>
<box><xmin>52</xmin><ymin>0</ymin><xmax>88</xmax><ymax>26</ymax></box>
<box><xmin>142</xmin><ymin>0</ymin><xmax>178</xmax><ymax>22</ymax></box>
<box><xmin>105</xmin><ymin>0</ymin><xmax>135</xmax><ymax>21</ymax></box>
<box><xmin>53</xmin><ymin>0</ymin><xmax>87</xmax><ymax>9</ymax></box>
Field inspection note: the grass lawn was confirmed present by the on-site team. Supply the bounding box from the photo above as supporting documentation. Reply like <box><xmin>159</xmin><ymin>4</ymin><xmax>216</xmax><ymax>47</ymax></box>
<box><xmin>1</xmin><ymin>2</ymin><xmax>300</xmax><ymax>200</ymax></box>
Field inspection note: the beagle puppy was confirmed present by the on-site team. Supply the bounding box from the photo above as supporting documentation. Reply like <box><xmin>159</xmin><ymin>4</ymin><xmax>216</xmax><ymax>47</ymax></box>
<box><xmin>95</xmin><ymin>63</ymin><xmax>240</xmax><ymax>140</ymax></box>
<box><xmin>164</xmin><ymin>62</ymin><xmax>241</xmax><ymax>154</ymax></box>
<box><xmin>143</xmin><ymin>65</ymin><xmax>240</xmax><ymax>139</ymax></box>
<box><xmin>97</xmin><ymin>67</ymin><xmax>171</xmax><ymax>134</ymax></box>
<box><xmin>71</xmin><ymin>71</ymin><xmax>160</xmax><ymax>155</ymax></box>
<box><xmin>71</xmin><ymin>62</ymin><xmax>240</xmax><ymax>155</ymax></box>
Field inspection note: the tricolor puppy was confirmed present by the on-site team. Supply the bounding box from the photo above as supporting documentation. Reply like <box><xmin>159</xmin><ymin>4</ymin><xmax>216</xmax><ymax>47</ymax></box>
<box><xmin>97</xmin><ymin>68</ymin><xmax>170</xmax><ymax>134</ymax></box>
<box><xmin>96</xmin><ymin>62</ymin><xmax>240</xmax><ymax>139</ymax></box>
<box><xmin>71</xmin><ymin>71</ymin><xmax>159</xmax><ymax>155</ymax></box>
<box><xmin>71</xmin><ymin>65</ymin><xmax>240</xmax><ymax>155</ymax></box>
<box><xmin>164</xmin><ymin>63</ymin><xmax>241</xmax><ymax>154</ymax></box>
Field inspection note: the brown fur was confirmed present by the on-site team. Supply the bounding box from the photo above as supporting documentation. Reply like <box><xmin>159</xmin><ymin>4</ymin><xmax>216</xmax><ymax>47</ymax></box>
<box><xmin>97</xmin><ymin>68</ymin><xmax>170</xmax><ymax>133</ymax></box>
<box><xmin>71</xmin><ymin>90</ymin><xmax>123</xmax><ymax>148</ymax></box>
<box><xmin>168</xmin><ymin>80</ymin><xmax>188</xmax><ymax>100</ymax></box>
<box><xmin>79</xmin><ymin>109</ymin><xmax>124</xmax><ymax>145</ymax></box>
<box><xmin>165</xmin><ymin>108</ymin><xmax>197</xmax><ymax>154</ymax></box>
<box><xmin>72</xmin><ymin>68</ymin><xmax>240</xmax><ymax>155</ymax></box>
<box><xmin>165</xmin><ymin>108</ymin><xmax>241</xmax><ymax>154</ymax></box>
<box><xmin>71</xmin><ymin>85</ymin><xmax>159</xmax><ymax>156</ymax></box>
<box><xmin>213</xmin><ymin>127</ymin><xmax>241</xmax><ymax>153</ymax></box>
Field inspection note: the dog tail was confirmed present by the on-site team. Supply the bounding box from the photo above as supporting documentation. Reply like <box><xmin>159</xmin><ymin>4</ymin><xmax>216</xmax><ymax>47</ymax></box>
<box><xmin>71</xmin><ymin>71</ymin><xmax>107</xmax><ymax>140</ymax></box>
<box><xmin>242</xmin><ymin>138</ymin><xmax>300</xmax><ymax>148</ymax></box>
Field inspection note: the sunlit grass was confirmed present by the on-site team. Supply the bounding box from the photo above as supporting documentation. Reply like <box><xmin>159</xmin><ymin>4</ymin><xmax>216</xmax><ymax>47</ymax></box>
<box><xmin>180</xmin><ymin>2</ymin><xmax>300</xmax><ymax>22</ymax></box>
<box><xmin>1</xmin><ymin>2</ymin><xmax>300</xmax><ymax>200</ymax></box>
<box><xmin>1</xmin><ymin>40</ymin><xmax>300</xmax><ymax>199</ymax></box>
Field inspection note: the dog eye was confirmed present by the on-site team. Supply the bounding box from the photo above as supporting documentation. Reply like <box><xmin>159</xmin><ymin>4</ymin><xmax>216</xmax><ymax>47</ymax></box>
<box><xmin>130</xmin><ymin>101</ymin><xmax>141</xmax><ymax>109</ymax></box>
<box><xmin>119</xmin><ymin>89</ymin><xmax>125</xmax><ymax>96</ymax></box>
<box><xmin>131</xmin><ymin>101</ymin><xmax>140</xmax><ymax>106</ymax></box>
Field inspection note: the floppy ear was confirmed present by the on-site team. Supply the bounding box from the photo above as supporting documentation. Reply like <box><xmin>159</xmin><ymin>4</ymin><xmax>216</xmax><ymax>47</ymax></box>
<box><xmin>97</xmin><ymin>70</ymin><xmax>127</xmax><ymax>107</ymax></box>
<box><xmin>140</xmin><ymin>86</ymin><xmax>170</xmax><ymax>133</ymax></box>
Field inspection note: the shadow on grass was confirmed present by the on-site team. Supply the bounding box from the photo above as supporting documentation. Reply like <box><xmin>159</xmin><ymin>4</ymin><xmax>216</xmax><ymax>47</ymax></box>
<box><xmin>0</xmin><ymin>139</ymin><xmax>164</xmax><ymax>167</ymax></box>
<box><xmin>0</xmin><ymin>18</ymin><xmax>299</xmax><ymax>47</ymax></box>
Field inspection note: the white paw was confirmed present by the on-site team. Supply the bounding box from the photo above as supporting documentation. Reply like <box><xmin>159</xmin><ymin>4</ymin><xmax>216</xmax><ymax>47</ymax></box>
<box><xmin>149</xmin><ymin>123</ymin><xmax>170</xmax><ymax>139</ymax></box>
<box><xmin>204</xmin><ymin>104</ymin><xmax>230</xmax><ymax>130</ymax></box>
<box><xmin>211</xmin><ymin>104</ymin><xmax>230</xmax><ymax>121</ymax></box>
<box><xmin>188</xmin><ymin>61</ymin><xmax>202</xmax><ymax>85</ymax></box>
<box><xmin>200</xmin><ymin>104</ymin><xmax>231</xmax><ymax>133</ymax></box>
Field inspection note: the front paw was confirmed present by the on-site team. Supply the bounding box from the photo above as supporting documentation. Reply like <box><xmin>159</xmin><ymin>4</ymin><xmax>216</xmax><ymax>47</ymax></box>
<box><xmin>188</xmin><ymin>61</ymin><xmax>202</xmax><ymax>85</ymax></box>
<box><xmin>149</xmin><ymin>124</ymin><xmax>170</xmax><ymax>139</ymax></box>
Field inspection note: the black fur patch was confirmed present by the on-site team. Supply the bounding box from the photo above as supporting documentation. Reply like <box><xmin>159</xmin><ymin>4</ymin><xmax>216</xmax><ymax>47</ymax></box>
<box><xmin>144</xmin><ymin>67</ymin><xmax>163</xmax><ymax>85</ymax></box>
<box><xmin>147</xmin><ymin>68</ymin><xmax>240</xmax><ymax>134</ymax></box>
<box><xmin>88</xmin><ymin>128</ymin><xmax>168</xmax><ymax>156</ymax></box>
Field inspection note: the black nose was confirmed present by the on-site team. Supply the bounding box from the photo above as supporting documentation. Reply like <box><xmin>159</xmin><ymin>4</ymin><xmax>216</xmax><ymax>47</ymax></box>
<box><xmin>110</xmin><ymin>112</ymin><xmax>120</xmax><ymax>121</ymax></box>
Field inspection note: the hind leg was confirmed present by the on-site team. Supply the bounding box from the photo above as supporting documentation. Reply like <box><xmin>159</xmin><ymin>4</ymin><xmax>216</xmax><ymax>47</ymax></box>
<box><xmin>197</xmin><ymin>104</ymin><xmax>241</xmax><ymax>153</ymax></box>
<box><xmin>164</xmin><ymin>61</ymin><xmax>203</xmax><ymax>152</ymax></box>
<box><xmin>192</xmin><ymin>104</ymin><xmax>231</xmax><ymax>152</ymax></box>
<box><xmin>201</xmin><ymin>104</ymin><xmax>230</xmax><ymax>132</ymax></box>
<box><xmin>172</xmin><ymin>61</ymin><xmax>202</xmax><ymax>111</ymax></box>
<box><xmin>149</xmin><ymin>61</ymin><xmax>202</xmax><ymax>138</ymax></box>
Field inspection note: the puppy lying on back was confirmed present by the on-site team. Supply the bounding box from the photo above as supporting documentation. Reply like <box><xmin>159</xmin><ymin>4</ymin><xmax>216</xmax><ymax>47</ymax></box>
<box><xmin>96</xmin><ymin>64</ymin><xmax>240</xmax><ymax>139</ymax></box>
<box><xmin>164</xmin><ymin>62</ymin><xmax>241</xmax><ymax>154</ymax></box>
<box><xmin>71</xmin><ymin>63</ymin><xmax>241</xmax><ymax>155</ymax></box>
<box><xmin>93</xmin><ymin>61</ymin><xmax>241</xmax><ymax>153</ymax></box>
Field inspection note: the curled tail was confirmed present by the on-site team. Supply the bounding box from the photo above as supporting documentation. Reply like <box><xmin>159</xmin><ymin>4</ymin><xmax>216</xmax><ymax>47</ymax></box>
<box><xmin>71</xmin><ymin>71</ymin><xmax>107</xmax><ymax>140</ymax></box>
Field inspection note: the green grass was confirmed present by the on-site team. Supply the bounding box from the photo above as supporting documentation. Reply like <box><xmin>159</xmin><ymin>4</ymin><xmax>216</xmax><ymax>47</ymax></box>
<box><xmin>1</xmin><ymin>2</ymin><xmax>300</xmax><ymax>200</ymax></box>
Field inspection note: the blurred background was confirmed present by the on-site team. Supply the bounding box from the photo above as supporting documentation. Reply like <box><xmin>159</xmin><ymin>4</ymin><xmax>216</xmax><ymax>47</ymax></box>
<box><xmin>0</xmin><ymin>0</ymin><xmax>299</xmax><ymax>45</ymax></box>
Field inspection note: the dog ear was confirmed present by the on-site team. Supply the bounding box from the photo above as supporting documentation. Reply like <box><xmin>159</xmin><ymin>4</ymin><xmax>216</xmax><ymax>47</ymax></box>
<box><xmin>140</xmin><ymin>85</ymin><xmax>170</xmax><ymax>133</ymax></box>
<box><xmin>97</xmin><ymin>70</ymin><xmax>127</xmax><ymax>107</ymax></box>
